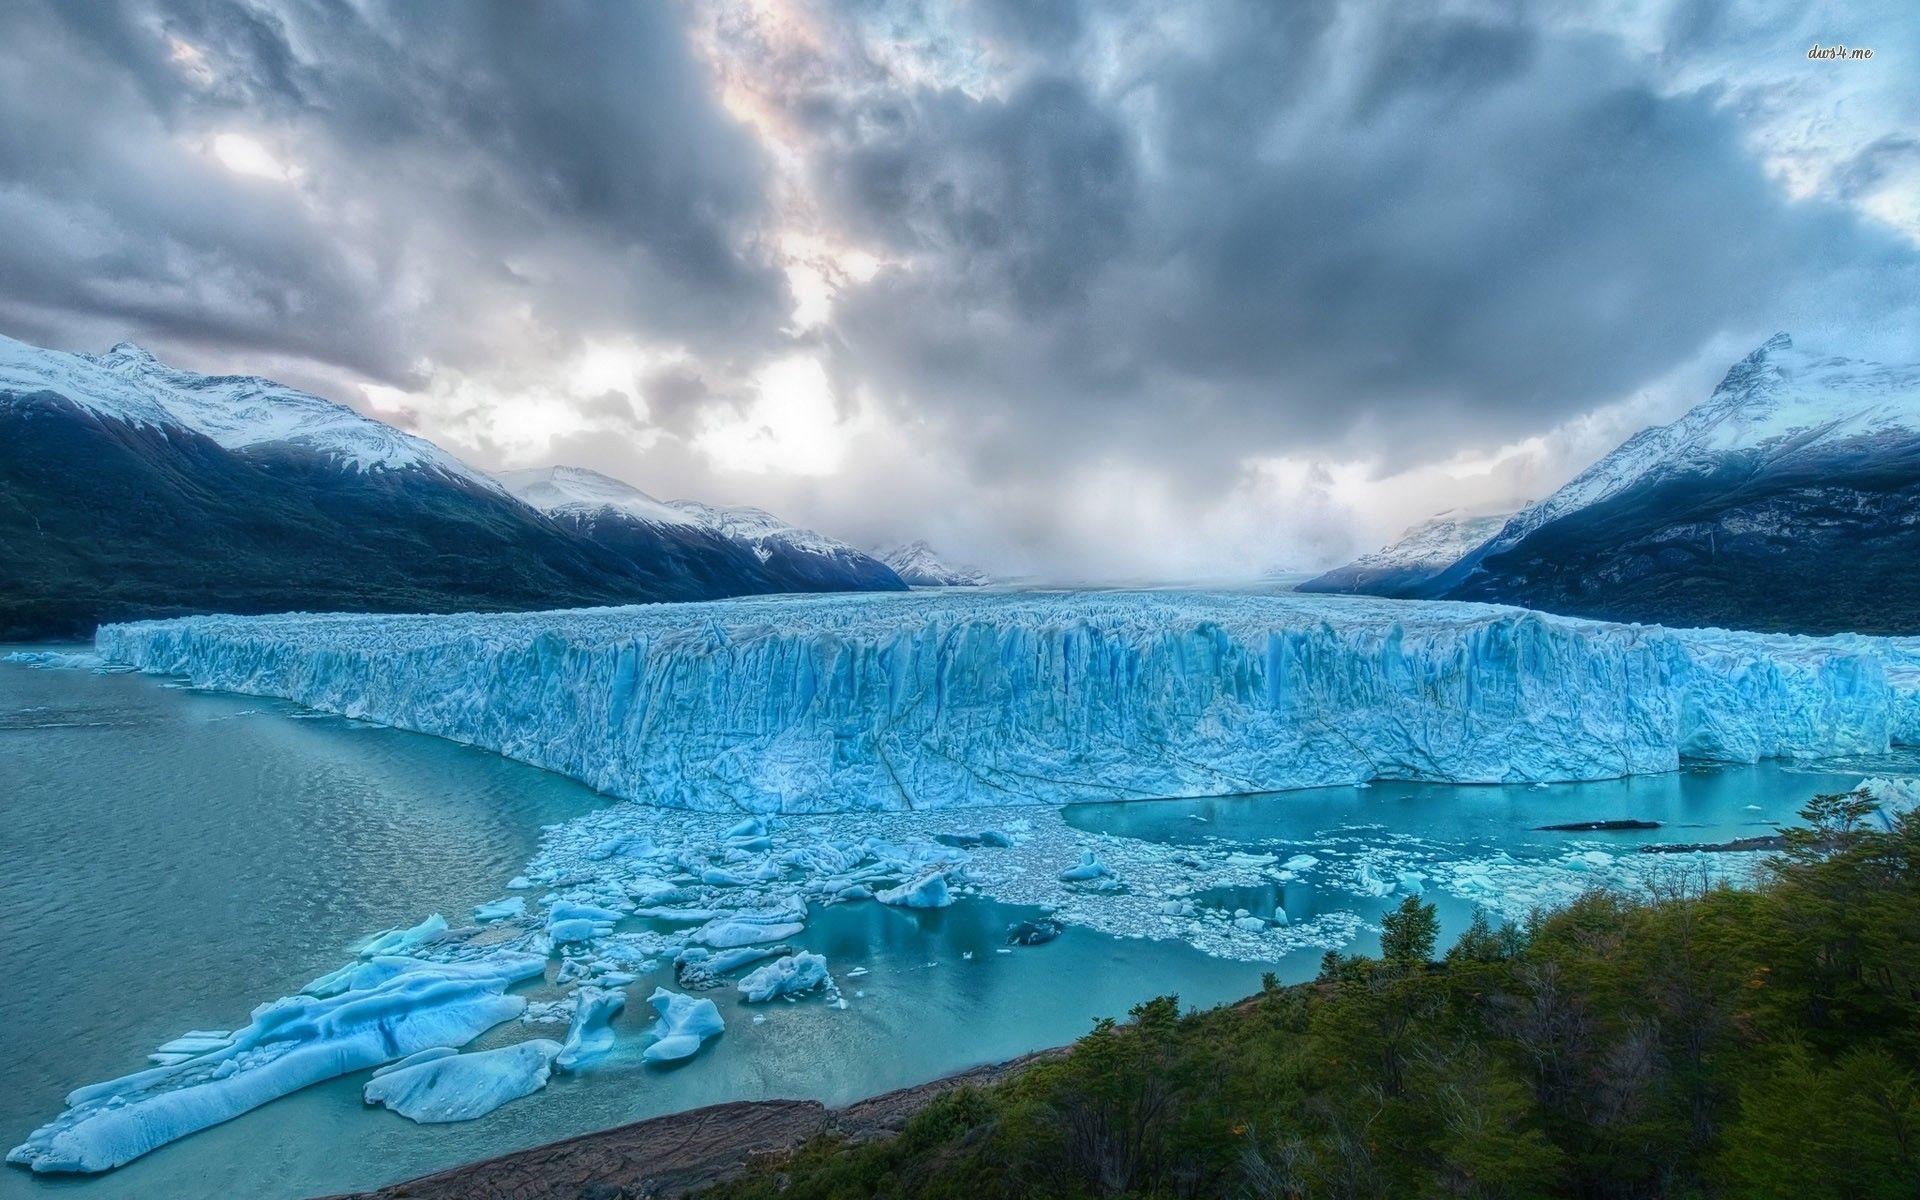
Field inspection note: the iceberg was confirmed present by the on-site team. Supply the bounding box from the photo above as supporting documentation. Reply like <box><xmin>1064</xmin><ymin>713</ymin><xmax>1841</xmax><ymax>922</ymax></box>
<box><xmin>364</xmin><ymin>1038</ymin><xmax>562</xmax><ymax>1123</ymax></box>
<box><xmin>641</xmin><ymin>988</ymin><xmax>725</xmax><ymax>1062</ymax></box>
<box><xmin>472</xmin><ymin>896</ymin><xmax>526</xmax><ymax>923</ymax></box>
<box><xmin>8</xmin><ymin>952</ymin><xmax>542</xmax><ymax>1173</ymax></box>
<box><xmin>555</xmin><ymin>987</ymin><xmax>625</xmax><ymax>1070</ymax></box>
<box><xmin>737</xmin><ymin>953</ymin><xmax>831</xmax><ymax>1002</ymax></box>
<box><xmin>357</xmin><ymin>914</ymin><xmax>449</xmax><ymax>958</ymax></box>
<box><xmin>1059</xmin><ymin>852</ymin><xmax>1112</xmax><ymax>883</ymax></box>
<box><xmin>93</xmin><ymin>591</ymin><xmax>1920</xmax><ymax>813</ymax></box>
<box><xmin>876</xmin><ymin>871</ymin><xmax>954</xmax><ymax>908</ymax></box>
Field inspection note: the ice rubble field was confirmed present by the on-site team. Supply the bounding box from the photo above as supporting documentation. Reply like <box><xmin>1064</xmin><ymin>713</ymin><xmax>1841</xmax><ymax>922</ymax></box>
<box><xmin>16</xmin><ymin>590</ymin><xmax>1920</xmax><ymax>1175</ymax></box>
<box><xmin>90</xmin><ymin>590</ymin><xmax>1920</xmax><ymax>812</ymax></box>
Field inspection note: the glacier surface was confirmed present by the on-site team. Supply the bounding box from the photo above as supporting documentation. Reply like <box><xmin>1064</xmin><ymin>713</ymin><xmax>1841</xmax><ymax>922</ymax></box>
<box><xmin>95</xmin><ymin>591</ymin><xmax>1920</xmax><ymax>813</ymax></box>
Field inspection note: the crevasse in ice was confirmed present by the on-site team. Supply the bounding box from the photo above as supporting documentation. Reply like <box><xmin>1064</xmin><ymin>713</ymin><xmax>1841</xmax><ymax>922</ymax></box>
<box><xmin>94</xmin><ymin>591</ymin><xmax>1920</xmax><ymax>812</ymax></box>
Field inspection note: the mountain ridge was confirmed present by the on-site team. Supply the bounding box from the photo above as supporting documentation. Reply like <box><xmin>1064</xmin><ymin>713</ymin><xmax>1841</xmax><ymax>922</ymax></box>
<box><xmin>0</xmin><ymin>336</ymin><xmax>901</xmax><ymax>639</ymax></box>
<box><xmin>1377</xmin><ymin>335</ymin><xmax>1920</xmax><ymax>634</ymax></box>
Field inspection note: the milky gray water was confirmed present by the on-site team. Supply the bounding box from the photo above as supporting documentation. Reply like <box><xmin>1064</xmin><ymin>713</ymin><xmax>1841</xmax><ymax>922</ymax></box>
<box><xmin>0</xmin><ymin>651</ymin><xmax>1902</xmax><ymax>1199</ymax></box>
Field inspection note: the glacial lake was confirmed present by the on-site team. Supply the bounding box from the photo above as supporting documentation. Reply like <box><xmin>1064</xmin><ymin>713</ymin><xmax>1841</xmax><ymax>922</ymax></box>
<box><xmin>1</xmin><ymin>650</ymin><xmax>1911</xmax><ymax>1199</ymax></box>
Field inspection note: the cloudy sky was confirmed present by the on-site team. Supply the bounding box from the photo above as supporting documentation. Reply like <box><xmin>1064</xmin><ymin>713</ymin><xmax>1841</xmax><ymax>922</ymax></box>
<box><xmin>2</xmin><ymin>0</ymin><xmax>1916</xmax><ymax>578</ymax></box>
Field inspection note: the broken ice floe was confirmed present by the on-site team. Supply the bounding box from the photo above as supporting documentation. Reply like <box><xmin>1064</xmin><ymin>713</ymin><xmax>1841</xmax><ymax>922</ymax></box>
<box><xmin>26</xmin><ymin>760</ymin><xmax>1916</xmax><ymax>1175</ymax></box>
<box><xmin>364</xmin><ymin>1038</ymin><xmax>562</xmax><ymax>1123</ymax></box>
<box><xmin>642</xmin><ymin>988</ymin><xmax>725</xmax><ymax>1062</ymax></box>
<box><xmin>8</xmin><ymin>952</ymin><xmax>542</xmax><ymax>1173</ymax></box>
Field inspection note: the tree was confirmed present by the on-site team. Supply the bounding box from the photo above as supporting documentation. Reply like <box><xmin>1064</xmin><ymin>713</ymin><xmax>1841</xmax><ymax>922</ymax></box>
<box><xmin>1381</xmin><ymin>895</ymin><xmax>1439</xmax><ymax>963</ymax></box>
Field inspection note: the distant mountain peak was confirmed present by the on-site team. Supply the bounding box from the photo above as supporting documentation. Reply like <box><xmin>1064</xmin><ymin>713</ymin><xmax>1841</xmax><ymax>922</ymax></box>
<box><xmin>877</xmin><ymin>540</ymin><xmax>990</xmax><ymax>587</ymax></box>
<box><xmin>1297</xmin><ymin>508</ymin><xmax>1512</xmax><ymax>597</ymax></box>
<box><xmin>101</xmin><ymin>340</ymin><xmax>159</xmax><ymax>363</ymax></box>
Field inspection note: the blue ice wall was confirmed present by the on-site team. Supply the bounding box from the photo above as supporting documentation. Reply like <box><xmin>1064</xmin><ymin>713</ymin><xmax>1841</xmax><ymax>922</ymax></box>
<box><xmin>95</xmin><ymin>592</ymin><xmax>1920</xmax><ymax>813</ymax></box>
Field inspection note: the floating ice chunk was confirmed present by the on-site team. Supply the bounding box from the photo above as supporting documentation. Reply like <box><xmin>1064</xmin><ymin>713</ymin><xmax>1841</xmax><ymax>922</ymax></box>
<box><xmin>364</xmin><ymin>1039</ymin><xmax>562</xmax><ymax>1123</ymax></box>
<box><xmin>1352</xmin><ymin>861</ymin><xmax>1392</xmax><ymax>897</ymax></box>
<box><xmin>547</xmin><ymin>918</ymin><xmax>606</xmax><ymax>945</ymax></box>
<box><xmin>357</xmin><ymin>914</ymin><xmax>448</xmax><ymax>958</ymax></box>
<box><xmin>472</xmin><ymin>897</ymin><xmax>525</xmax><ymax>923</ymax></box>
<box><xmin>633</xmin><ymin>905</ymin><xmax>717</xmax><ymax>922</ymax></box>
<box><xmin>556</xmin><ymin>988</ymin><xmax>625</xmax><ymax>1071</ymax></box>
<box><xmin>550</xmin><ymin>900</ymin><xmax>626</xmax><ymax>923</ymax></box>
<box><xmin>9</xmin><ymin>953</ymin><xmax>541</xmax><ymax>1173</ymax></box>
<box><xmin>1058</xmin><ymin>852</ymin><xmax>1112</xmax><ymax>883</ymax></box>
<box><xmin>703</xmin><ymin>945</ymin><xmax>787</xmax><ymax>974</ymax></box>
<box><xmin>1007</xmin><ymin>918</ymin><xmax>1063</xmax><ymax>946</ymax></box>
<box><xmin>1859</xmin><ymin>777</ymin><xmax>1920</xmax><ymax>830</ymax></box>
<box><xmin>1282</xmin><ymin>854</ymin><xmax>1320</xmax><ymax>872</ymax></box>
<box><xmin>2</xmin><ymin>650</ymin><xmax>108</xmax><ymax>671</ymax></box>
<box><xmin>151</xmin><ymin>1031</ymin><xmax>231</xmax><ymax>1059</ymax></box>
<box><xmin>1396</xmin><ymin>871</ymin><xmax>1427</xmax><ymax>895</ymax></box>
<box><xmin>1226</xmin><ymin>852</ymin><xmax>1277</xmax><ymax>868</ymax></box>
<box><xmin>370</xmin><ymin>1046</ymin><xmax>457</xmax><ymax>1078</ymax></box>
<box><xmin>693</xmin><ymin>917</ymin><xmax>805</xmax><ymax>948</ymax></box>
<box><xmin>876</xmin><ymin>872</ymin><xmax>953</xmax><ymax>909</ymax></box>
<box><xmin>737</xmin><ymin>953</ymin><xmax>830</xmax><ymax>1002</ymax></box>
<box><xmin>641</xmin><ymin>988</ymin><xmax>725</xmax><ymax>1062</ymax></box>
<box><xmin>547</xmin><ymin>900</ymin><xmax>622</xmax><ymax>944</ymax></box>
<box><xmin>1233</xmin><ymin>916</ymin><xmax>1267</xmax><ymax>932</ymax></box>
<box><xmin>726</xmin><ymin>817</ymin><xmax>768</xmax><ymax>840</ymax></box>
<box><xmin>303</xmin><ymin>954</ymin><xmax>436</xmax><ymax>998</ymax></box>
<box><xmin>691</xmin><ymin>896</ymin><xmax>808</xmax><ymax>948</ymax></box>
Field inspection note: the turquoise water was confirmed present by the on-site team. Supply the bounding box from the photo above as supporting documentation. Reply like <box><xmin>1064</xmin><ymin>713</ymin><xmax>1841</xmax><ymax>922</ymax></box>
<box><xmin>0</xmin><ymin>653</ymin><xmax>1904</xmax><ymax>1199</ymax></box>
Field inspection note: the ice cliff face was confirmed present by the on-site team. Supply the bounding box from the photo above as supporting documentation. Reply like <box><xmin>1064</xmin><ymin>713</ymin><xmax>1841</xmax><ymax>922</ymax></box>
<box><xmin>95</xmin><ymin>592</ymin><xmax>1920</xmax><ymax>814</ymax></box>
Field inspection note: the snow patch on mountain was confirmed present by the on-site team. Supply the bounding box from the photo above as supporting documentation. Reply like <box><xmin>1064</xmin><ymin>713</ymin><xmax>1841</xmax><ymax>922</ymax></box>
<box><xmin>496</xmin><ymin>465</ymin><xmax>701</xmax><ymax>529</ymax></box>
<box><xmin>877</xmin><ymin>540</ymin><xmax>990</xmax><ymax>587</ymax></box>
<box><xmin>0</xmin><ymin>334</ymin><xmax>491</xmax><ymax>486</ymax></box>
<box><xmin>663</xmin><ymin>499</ymin><xmax>867</xmax><ymax>564</ymax></box>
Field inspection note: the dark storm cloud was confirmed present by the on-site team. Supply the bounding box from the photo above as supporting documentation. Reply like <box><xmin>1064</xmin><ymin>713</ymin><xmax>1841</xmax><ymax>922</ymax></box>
<box><xmin>808</xmin><ymin>0</ymin><xmax>1920</xmax><ymax>470</ymax></box>
<box><xmin>0</xmin><ymin>0</ymin><xmax>790</xmax><ymax>377</ymax></box>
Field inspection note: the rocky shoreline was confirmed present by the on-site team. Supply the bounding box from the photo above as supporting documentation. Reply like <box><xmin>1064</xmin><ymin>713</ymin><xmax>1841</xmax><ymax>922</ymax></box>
<box><xmin>321</xmin><ymin>1049</ymin><xmax>1061</xmax><ymax>1200</ymax></box>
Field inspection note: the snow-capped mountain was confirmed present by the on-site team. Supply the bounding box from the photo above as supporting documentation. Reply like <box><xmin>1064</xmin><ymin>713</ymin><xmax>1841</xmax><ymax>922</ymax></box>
<box><xmin>1</xmin><ymin>336</ymin><xmax>490</xmax><ymax>487</ymax></box>
<box><xmin>1427</xmin><ymin>334</ymin><xmax>1920</xmax><ymax>634</ymax></box>
<box><xmin>0</xmin><ymin>335</ymin><xmax>896</xmax><ymax>638</ymax></box>
<box><xmin>876</xmin><ymin>540</ymin><xmax>991</xmax><ymax>587</ymax></box>
<box><xmin>499</xmin><ymin>466</ymin><xmax>905</xmax><ymax>594</ymax></box>
<box><xmin>1298</xmin><ymin>509</ymin><xmax>1511</xmax><ymax>596</ymax></box>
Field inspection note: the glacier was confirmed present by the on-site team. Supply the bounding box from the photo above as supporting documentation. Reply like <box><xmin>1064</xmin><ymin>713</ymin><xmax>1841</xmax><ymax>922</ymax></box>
<box><xmin>94</xmin><ymin>591</ymin><xmax>1920</xmax><ymax>813</ymax></box>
